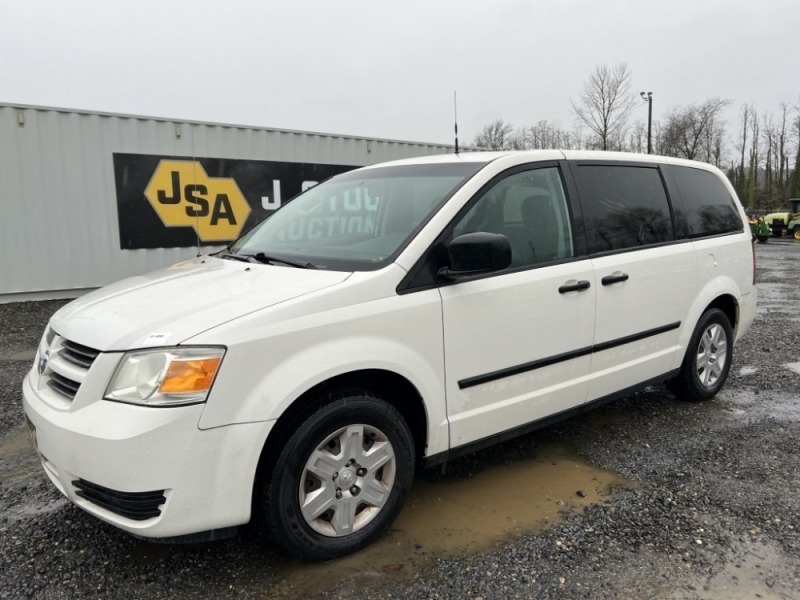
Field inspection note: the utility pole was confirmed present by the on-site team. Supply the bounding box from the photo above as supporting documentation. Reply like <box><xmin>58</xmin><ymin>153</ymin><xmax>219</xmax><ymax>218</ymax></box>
<box><xmin>640</xmin><ymin>91</ymin><xmax>653</xmax><ymax>154</ymax></box>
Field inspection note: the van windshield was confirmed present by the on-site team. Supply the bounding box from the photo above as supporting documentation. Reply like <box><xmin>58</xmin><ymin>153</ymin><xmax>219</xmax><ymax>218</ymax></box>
<box><xmin>229</xmin><ymin>162</ymin><xmax>484</xmax><ymax>271</ymax></box>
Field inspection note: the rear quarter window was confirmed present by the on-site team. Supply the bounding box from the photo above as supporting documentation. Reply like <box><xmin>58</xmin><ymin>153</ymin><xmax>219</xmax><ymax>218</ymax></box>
<box><xmin>670</xmin><ymin>166</ymin><xmax>743</xmax><ymax>237</ymax></box>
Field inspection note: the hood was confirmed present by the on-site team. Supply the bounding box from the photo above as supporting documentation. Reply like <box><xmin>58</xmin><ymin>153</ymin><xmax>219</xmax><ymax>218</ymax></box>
<box><xmin>50</xmin><ymin>256</ymin><xmax>351</xmax><ymax>351</ymax></box>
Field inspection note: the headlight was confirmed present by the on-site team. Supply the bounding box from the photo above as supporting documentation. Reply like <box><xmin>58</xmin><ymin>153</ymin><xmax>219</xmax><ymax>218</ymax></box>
<box><xmin>104</xmin><ymin>347</ymin><xmax>225</xmax><ymax>407</ymax></box>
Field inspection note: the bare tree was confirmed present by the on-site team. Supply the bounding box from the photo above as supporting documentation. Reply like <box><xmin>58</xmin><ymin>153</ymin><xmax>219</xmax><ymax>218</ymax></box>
<box><xmin>473</xmin><ymin>119</ymin><xmax>515</xmax><ymax>150</ymax></box>
<box><xmin>763</xmin><ymin>103</ymin><xmax>795</xmax><ymax>203</ymax></box>
<box><xmin>627</xmin><ymin>120</ymin><xmax>648</xmax><ymax>154</ymax></box>
<box><xmin>570</xmin><ymin>63</ymin><xmax>635</xmax><ymax>151</ymax></box>
<box><xmin>734</xmin><ymin>104</ymin><xmax>754</xmax><ymax>198</ymax></box>
<box><xmin>762</xmin><ymin>112</ymin><xmax>776</xmax><ymax>204</ymax></box>
<box><xmin>790</xmin><ymin>100</ymin><xmax>800</xmax><ymax>198</ymax></box>
<box><xmin>519</xmin><ymin>120</ymin><xmax>580</xmax><ymax>149</ymax></box>
<box><xmin>705</xmin><ymin>126</ymin><xmax>725</xmax><ymax>168</ymax></box>
<box><xmin>658</xmin><ymin>98</ymin><xmax>730</xmax><ymax>162</ymax></box>
<box><xmin>747</xmin><ymin>109</ymin><xmax>760</xmax><ymax>208</ymax></box>
<box><xmin>569</xmin><ymin>126</ymin><xmax>587</xmax><ymax>150</ymax></box>
<box><xmin>474</xmin><ymin>120</ymin><xmax>584</xmax><ymax>151</ymax></box>
<box><xmin>776</xmin><ymin>103</ymin><xmax>790</xmax><ymax>195</ymax></box>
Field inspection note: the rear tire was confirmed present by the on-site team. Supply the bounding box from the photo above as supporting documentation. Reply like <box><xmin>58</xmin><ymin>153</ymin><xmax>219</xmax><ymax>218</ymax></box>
<box><xmin>669</xmin><ymin>308</ymin><xmax>733</xmax><ymax>402</ymax></box>
<box><xmin>261</xmin><ymin>393</ymin><xmax>415</xmax><ymax>560</ymax></box>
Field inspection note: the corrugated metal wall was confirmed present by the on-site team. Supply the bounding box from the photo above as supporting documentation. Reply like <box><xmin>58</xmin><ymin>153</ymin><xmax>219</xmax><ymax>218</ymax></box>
<box><xmin>0</xmin><ymin>104</ymin><xmax>453</xmax><ymax>301</ymax></box>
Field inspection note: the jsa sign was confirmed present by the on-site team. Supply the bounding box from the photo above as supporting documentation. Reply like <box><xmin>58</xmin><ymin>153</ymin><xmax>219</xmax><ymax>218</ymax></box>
<box><xmin>145</xmin><ymin>161</ymin><xmax>251</xmax><ymax>242</ymax></box>
<box><xmin>113</xmin><ymin>153</ymin><xmax>358</xmax><ymax>250</ymax></box>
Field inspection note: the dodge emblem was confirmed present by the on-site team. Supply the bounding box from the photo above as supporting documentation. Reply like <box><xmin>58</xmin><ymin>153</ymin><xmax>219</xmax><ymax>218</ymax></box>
<box><xmin>38</xmin><ymin>350</ymin><xmax>50</xmax><ymax>375</ymax></box>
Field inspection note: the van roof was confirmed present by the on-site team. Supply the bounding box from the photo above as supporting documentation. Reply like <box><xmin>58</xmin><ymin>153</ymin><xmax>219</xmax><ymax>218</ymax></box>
<box><xmin>366</xmin><ymin>150</ymin><xmax>723</xmax><ymax>174</ymax></box>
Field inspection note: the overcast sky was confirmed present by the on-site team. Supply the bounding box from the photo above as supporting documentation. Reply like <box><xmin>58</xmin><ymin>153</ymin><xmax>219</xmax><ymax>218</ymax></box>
<box><xmin>2</xmin><ymin>0</ymin><xmax>798</xmax><ymax>148</ymax></box>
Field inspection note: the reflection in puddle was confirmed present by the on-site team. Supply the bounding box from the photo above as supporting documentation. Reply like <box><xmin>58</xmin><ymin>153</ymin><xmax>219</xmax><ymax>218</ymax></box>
<box><xmin>677</xmin><ymin>541</ymin><xmax>798</xmax><ymax>600</ymax></box>
<box><xmin>720</xmin><ymin>390</ymin><xmax>800</xmax><ymax>423</ymax></box>
<box><xmin>267</xmin><ymin>443</ymin><xmax>627</xmax><ymax>598</ymax></box>
<box><xmin>783</xmin><ymin>362</ymin><xmax>800</xmax><ymax>376</ymax></box>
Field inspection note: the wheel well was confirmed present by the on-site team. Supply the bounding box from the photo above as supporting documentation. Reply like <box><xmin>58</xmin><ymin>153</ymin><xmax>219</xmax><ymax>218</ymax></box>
<box><xmin>705</xmin><ymin>294</ymin><xmax>737</xmax><ymax>329</ymax></box>
<box><xmin>252</xmin><ymin>369</ymin><xmax>429</xmax><ymax>504</ymax></box>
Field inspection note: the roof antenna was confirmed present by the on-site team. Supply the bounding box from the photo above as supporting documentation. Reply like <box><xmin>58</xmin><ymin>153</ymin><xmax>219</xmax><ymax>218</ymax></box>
<box><xmin>190</xmin><ymin>124</ymin><xmax>201</xmax><ymax>258</ymax></box>
<box><xmin>453</xmin><ymin>90</ymin><xmax>460</xmax><ymax>155</ymax></box>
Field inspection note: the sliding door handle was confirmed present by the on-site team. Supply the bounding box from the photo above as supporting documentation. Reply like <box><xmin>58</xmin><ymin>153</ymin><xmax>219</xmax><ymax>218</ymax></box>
<box><xmin>559</xmin><ymin>280</ymin><xmax>591</xmax><ymax>294</ymax></box>
<box><xmin>601</xmin><ymin>272</ymin><xmax>629</xmax><ymax>286</ymax></box>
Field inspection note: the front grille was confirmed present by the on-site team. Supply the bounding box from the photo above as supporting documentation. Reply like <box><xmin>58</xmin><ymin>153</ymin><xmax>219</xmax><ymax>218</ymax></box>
<box><xmin>73</xmin><ymin>479</ymin><xmax>166</xmax><ymax>521</ymax></box>
<box><xmin>61</xmin><ymin>340</ymin><xmax>100</xmax><ymax>369</ymax></box>
<box><xmin>41</xmin><ymin>335</ymin><xmax>102</xmax><ymax>401</ymax></box>
<box><xmin>47</xmin><ymin>372</ymin><xmax>80</xmax><ymax>399</ymax></box>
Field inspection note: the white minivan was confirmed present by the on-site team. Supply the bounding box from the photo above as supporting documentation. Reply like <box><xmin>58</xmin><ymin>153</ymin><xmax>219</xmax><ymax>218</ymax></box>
<box><xmin>23</xmin><ymin>151</ymin><xmax>756</xmax><ymax>559</ymax></box>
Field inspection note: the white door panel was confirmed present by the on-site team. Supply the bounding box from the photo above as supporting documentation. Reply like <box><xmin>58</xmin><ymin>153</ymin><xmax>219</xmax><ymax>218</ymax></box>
<box><xmin>442</xmin><ymin>261</ymin><xmax>594</xmax><ymax>447</ymax></box>
<box><xmin>588</xmin><ymin>244</ymin><xmax>696</xmax><ymax>400</ymax></box>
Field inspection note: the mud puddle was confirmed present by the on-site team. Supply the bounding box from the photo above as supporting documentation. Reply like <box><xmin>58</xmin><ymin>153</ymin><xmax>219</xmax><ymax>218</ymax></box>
<box><xmin>675</xmin><ymin>541</ymin><xmax>800</xmax><ymax>600</ymax></box>
<box><xmin>0</xmin><ymin>427</ymin><xmax>33</xmax><ymax>459</ymax></box>
<box><xmin>783</xmin><ymin>362</ymin><xmax>800</xmax><ymax>376</ymax></box>
<box><xmin>0</xmin><ymin>426</ymin><xmax>67</xmax><ymax>522</ymax></box>
<box><xmin>260</xmin><ymin>443</ymin><xmax>627</xmax><ymax>598</ymax></box>
<box><xmin>755</xmin><ymin>283</ymin><xmax>796</xmax><ymax>316</ymax></box>
<box><xmin>1</xmin><ymin>349</ymin><xmax>37</xmax><ymax>361</ymax></box>
<box><xmin>3</xmin><ymin>497</ymin><xmax>68</xmax><ymax>521</ymax></box>
<box><xmin>714</xmin><ymin>390</ymin><xmax>800</xmax><ymax>424</ymax></box>
<box><xmin>5</xmin><ymin>420</ymin><xmax>626</xmax><ymax>599</ymax></box>
<box><xmin>123</xmin><ymin>443</ymin><xmax>627</xmax><ymax>598</ymax></box>
<box><xmin>0</xmin><ymin>426</ymin><xmax>41</xmax><ymax>484</ymax></box>
<box><xmin>737</xmin><ymin>365</ymin><xmax>759</xmax><ymax>377</ymax></box>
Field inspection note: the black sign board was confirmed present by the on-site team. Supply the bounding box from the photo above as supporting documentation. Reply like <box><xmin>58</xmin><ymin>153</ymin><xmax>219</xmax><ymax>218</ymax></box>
<box><xmin>113</xmin><ymin>153</ymin><xmax>359</xmax><ymax>249</ymax></box>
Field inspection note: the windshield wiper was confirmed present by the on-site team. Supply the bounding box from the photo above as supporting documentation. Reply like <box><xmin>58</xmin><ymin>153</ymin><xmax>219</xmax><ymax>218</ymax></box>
<box><xmin>218</xmin><ymin>250</ymin><xmax>251</xmax><ymax>263</ymax></box>
<box><xmin>218</xmin><ymin>249</ymin><xmax>316</xmax><ymax>269</ymax></box>
<box><xmin>243</xmin><ymin>253</ymin><xmax>317</xmax><ymax>269</ymax></box>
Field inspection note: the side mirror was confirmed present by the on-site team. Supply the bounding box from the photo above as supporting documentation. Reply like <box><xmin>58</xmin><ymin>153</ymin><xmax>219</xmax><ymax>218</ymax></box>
<box><xmin>438</xmin><ymin>232</ymin><xmax>512</xmax><ymax>280</ymax></box>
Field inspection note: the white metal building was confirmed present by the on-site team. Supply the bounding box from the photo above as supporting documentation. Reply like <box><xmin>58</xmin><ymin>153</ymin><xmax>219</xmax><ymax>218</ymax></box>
<box><xmin>0</xmin><ymin>103</ymin><xmax>453</xmax><ymax>302</ymax></box>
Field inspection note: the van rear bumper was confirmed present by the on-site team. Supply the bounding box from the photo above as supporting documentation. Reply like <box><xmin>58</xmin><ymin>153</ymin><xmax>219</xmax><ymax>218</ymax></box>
<box><xmin>736</xmin><ymin>289</ymin><xmax>756</xmax><ymax>344</ymax></box>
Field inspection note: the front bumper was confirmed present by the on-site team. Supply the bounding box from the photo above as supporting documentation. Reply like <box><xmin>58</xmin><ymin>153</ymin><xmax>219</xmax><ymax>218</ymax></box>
<box><xmin>22</xmin><ymin>370</ymin><xmax>273</xmax><ymax>539</ymax></box>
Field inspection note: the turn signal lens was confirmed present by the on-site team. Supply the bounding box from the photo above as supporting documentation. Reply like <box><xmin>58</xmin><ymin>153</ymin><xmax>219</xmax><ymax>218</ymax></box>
<box><xmin>104</xmin><ymin>347</ymin><xmax>225</xmax><ymax>407</ymax></box>
<box><xmin>159</xmin><ymin>358</ymin><xmax>222</xmax><ymax>394</ymax></box>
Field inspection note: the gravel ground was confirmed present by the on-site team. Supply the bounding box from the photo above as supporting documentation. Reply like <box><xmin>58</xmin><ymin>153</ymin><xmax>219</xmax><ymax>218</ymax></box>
<box><xmin>1</xmin><ymin>241</ymin><xmax>799</xmax><ymax>599</ymax></box>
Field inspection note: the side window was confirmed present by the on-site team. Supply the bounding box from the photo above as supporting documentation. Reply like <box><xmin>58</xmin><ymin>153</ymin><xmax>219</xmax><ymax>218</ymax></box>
<box><xmin>453</xmin><ymin>166</ymin><xmax>573</xmax><ymax>268</ymax></box>
<box><xmin>576</xmin><ymin>165</ymin><xmax>673</xmax><ymax>254</ymax></box>
<box><xmin>671</xmin><ymin>166</ymin><xmax>743</xmax><ymax>237</ymax></box>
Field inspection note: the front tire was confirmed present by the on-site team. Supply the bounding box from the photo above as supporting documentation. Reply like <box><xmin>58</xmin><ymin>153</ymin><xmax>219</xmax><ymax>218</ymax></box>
<box><xmin>669</xmin><ymin>308</ymin><xmax>733</xmax><ymax>402</ymax></box>
<box><xmin>262</xmin><ymin>394</ymin><xmax>415</xmax><ymax>560</ymax></box>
